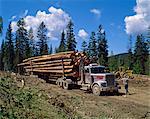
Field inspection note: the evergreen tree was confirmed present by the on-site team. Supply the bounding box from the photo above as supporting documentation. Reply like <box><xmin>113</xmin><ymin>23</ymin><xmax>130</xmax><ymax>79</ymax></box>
<box><xmin>14</xmin><ymin>18</ymin><xmax>28</xmax><ymax>70</ymax></box>
<box><xmin>58</xmin><ymin>31</ymin><xmax>66</xmax><ymax>52</ymax></box>
<box><xmin>127</xmin><ymin>35</ymin><xmax>133</xmax><ymax>69</ymax></box>
<box><xmin>146</xmin><ymin>26</ymin><xmax>150</xmax><ymax>54</ymax></box>
<box><xmin>4</xmin><ymin>22</ymin><xmax>14</xmax><ymax>71</ymax></box>
<box><xmin>97</xmin><ymin>25</ymin><xmax>108</xmax><ymax>66</ymax></box>
<box><xmin>0</xmin><ymin>16</ymin><xmax>3</xmax><ymax>35</ymax></box>
<box><xmin>55</xmin><ymin>47</ymin><xmax>59</xmax><ymax>53</ymax></box>
<box><xmin>66</xmin><ymin>20</ymin><xmax>76</xmax><ymax>51</ymax></box>
<box><xmin>0</xmin><ymin>40</ymin><xmax>5</xmax><ymax>70</ymax></box>
<box><xmin>81</xmin><ymin>40</ymin><xmax>87</xmax><ymax>53</ymax></box>
<box><xmin>88</xmin><ymin>32</ymin><xmax>97</xmax><ymax>62</ymax></box>
<box><xmin>37</xmin><ymin>22</ymin><xmax>48</xmax><ymax>55</ymax></box>
<box><xmin>145</xmin><ymin>26</ymin><xmax>150</xmax><ymax>75</ymax></box>
<box><xmin>28</xmin><ymin>28</ymin><xmax>35</xmax><ymax>56</ymax></box>
<box><xmin>49</xmin><ymin>44</ymin><xmax>53</xmax><ymax>54</ymax></box>
<box><xmin>35</xmin><ymin>47</ymin><xmax>39</xmax><ymax>56</ymax></box>
<box><xmin>133</xmin><ymin>34</ymin><xmax>149</xmax><ymax>74</ymax></box>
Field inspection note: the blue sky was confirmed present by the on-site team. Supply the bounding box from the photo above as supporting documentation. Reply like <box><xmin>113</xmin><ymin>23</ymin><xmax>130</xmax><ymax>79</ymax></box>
<box><xmin>0</xmin><ymin>0</ymin><xmax>139</xmax><ymax>54</ymax></box>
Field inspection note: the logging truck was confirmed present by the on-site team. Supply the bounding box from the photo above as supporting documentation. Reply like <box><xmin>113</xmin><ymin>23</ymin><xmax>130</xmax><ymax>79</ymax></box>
<box><xmin>18</xmin><ymin>51</ymin><xmax>120</xmax><ymax>96</ymax></box>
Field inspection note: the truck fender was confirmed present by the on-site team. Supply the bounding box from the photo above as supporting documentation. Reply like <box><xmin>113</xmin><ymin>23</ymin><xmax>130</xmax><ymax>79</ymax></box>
<box><xmin>91</xmin><ymin>80</ymin><xmax>106</xmax><ymax>89</ymax></box>
<box><xmin>91</xmin><ymin>82</ymin><xmax>100</xmax><ymax>89</ymax></box>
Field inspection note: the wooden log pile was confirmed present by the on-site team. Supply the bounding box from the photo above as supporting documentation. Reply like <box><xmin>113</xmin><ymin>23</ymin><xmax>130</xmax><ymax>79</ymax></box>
<box><xmin>18</xmin><ymin>51</ymin><xmax>90</xmax><ymax>78</ymax></box>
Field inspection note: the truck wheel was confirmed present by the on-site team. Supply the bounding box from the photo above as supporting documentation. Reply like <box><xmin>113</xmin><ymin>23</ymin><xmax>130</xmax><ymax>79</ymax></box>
<box><xmin>92</xmin><ymin>84</ymin><xmax>101</xmax><ymax>96</ymax></box>
<box><xmin>63</xmin><ymin>82</ymin><xmax>69</xmax><ymax>90</ymax></box>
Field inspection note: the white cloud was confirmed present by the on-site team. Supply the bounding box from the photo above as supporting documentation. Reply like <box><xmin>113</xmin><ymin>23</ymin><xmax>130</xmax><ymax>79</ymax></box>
<box><xmin>124</xmin><ymin>0</ymin><xmax>150</xmax><ymax>35</ymax></box>
<box><xmin>90</xmin><ymin>8</ymin><xmax>101</xmax><ymax>18</ymax></box>
<box><xmin>78</xmin><ymin>29</ymin><xmax>88</xmax><ymax>39</ymax></box>
<box><xmin>11</xmin><ymin>6</ymin><xmax>71</xmax><ymax>39</ymax></box>
<box><xmin>11</xmin><ymin>22</ymin><xmax>18</xmax><ymax>32</ymax></box>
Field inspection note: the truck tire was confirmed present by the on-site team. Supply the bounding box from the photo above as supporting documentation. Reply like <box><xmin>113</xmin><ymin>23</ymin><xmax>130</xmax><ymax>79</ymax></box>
<box><xmin>92</xmin><ymin>84</ymin><xmax>101</xmax><ymax>96</ymax></box>
<box><xmin>63</xmin><ymin>82</ymin><xmax>69</xmax><ymax>90</ymax></box>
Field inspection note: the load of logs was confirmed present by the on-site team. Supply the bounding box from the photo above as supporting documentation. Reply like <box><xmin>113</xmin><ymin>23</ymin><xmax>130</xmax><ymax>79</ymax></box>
<box><xmin>18</xmin><ymin>51</ymin><xmax>90</xmax><ymax>79</ymax></box>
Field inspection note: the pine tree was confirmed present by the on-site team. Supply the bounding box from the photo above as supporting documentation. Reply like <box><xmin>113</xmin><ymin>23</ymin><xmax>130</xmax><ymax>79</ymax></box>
<box><xmin>0</xmin><ymin>16</ymin><xmax>3</xmax><ymax>35</ymax></box>
<box><xmin>66</xmin><ymin>20</ymin><xmax>76</xmax><ymax>51</ymax></box>
<box><xmin>58</xmin><ymin>31</ymin><xmax>66</xmax><ymax>52</ymax></box>
<box><xmin>35</xmin><ymin>47</ymin><xmax>39</xmax><ymax>56</ymax></box>
<box><xmin>88</xmin><ymin>32</ymin><xmax>97</xmax><ymax>62</ymax></box>
<box><xmin>97</xmin><ymin>25</ymin><xmax>108</xmax><ymax>66</ymax></box>
<box><xmin>28</xmin><ymin>28</ymin><xmax>35</xmax><ymax>56</ymax></box>
<box><xmin>133</xmin><ymin>34</ymin><xmax>149</xmax><ymax>74</ymax></box>
<box><xmin>4</xmin><ymin>22</ymin><xmax>14</xmax><ymax>71</ymax></box>
<box><xmin>55</xmin><ymin>47</ymin><xmax>59</xmax><ymax>53</ymax></box>
<box><xmin>145</xmin><ymin>26</ymin><xmax>150</xmax><ymax>75</ymax></box>
<box><xmin>15</xmin><ymin>19</ymin><xmax>26</xmax><ymax>69</ymax></box>
<box><xmin>37</xmin><ymin>22</ymin><xmax>48</xmax><ymax>55</ymax></box>
<box><xmin>127</xmin><ymin>35</ymin><xmax>133</xmax><ymax>69</ymax></box>
<box><xmin>49</xmin><ymin>44</ymin><xmax>53</xmax><ymax>54</ymax></box>
<box><xmin>81</xmin><ymin>40</ymin><xmax>87</xmax><ymax>53</ymax></box>
<box><xmin>14</xmin><ymin>18</ymin><xmax>27</xmax><ymax>70</ymax></box>
<box><xmin>0</xmin><ymin>40</ymin><xmax>5</xmax><ymax>70</ymax></box>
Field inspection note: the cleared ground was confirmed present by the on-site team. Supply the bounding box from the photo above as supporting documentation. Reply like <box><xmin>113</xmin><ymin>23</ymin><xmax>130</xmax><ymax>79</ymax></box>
<box><xmin>0</xmin><ymin>72</ymin><xmax>150</xmax><ymax>119</ymax></box>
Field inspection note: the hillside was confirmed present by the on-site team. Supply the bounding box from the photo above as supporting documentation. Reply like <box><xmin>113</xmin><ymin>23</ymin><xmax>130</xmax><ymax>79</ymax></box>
<box><xmin>108</xmin><ymin>53</ymin><xmax>150</xmax><ymax>75</ymax></box>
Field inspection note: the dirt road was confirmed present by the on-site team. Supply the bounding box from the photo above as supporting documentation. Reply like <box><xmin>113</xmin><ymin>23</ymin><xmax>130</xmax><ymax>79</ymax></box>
<box><xmin>20</xmin><ymin>74</ymin><xmax>149</xmax><ymax>119</ymax></box>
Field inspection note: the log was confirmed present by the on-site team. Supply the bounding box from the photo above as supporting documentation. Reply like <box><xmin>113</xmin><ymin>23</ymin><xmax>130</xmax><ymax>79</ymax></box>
<box><xmin>24</xmin><ymin>65</ymin><xmax>74</xmax><ymax>70</ymax></box>
<box><xmin>25</xmin><ymin>69</ymin><xmax>73</xmax><ymax>73</ymax></box>
<box><xmin>23</xmin><ymin>51</ymin><xmax>75</xmax><ymax>62</ymax></box>
<box><xmin>31</xmin><ymin>59</ymin><xmax>72</xmax><ymax>65</ymax></box>
<box><xmin>31</xmin><ymin>53</ymin><xmax>73</xmax><ymax>62</ymax></box>
<box><xmin>18</xmin><ymin>59</ymin><xmax>72</xmax><ymax>67</ymax></box>
<box><xmin>24</xmin><ymin>61</ymin><xmax>71</xmax><ymax>69</ymax></box>
<box><xmin>18</xmin><ymin>51</ymin><xmax>88</xmax><ymax>78</ymax></box>
<box><xmin>17</xmin><ymin>62</ymin><xmax>30</xmax><ymax>66</ymax></box>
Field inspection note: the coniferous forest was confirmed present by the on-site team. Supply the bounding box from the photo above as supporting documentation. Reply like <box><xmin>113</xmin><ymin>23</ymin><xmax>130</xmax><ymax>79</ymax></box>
<box><xmin>0</xmin><ymin>17</ymin><xmax>149</xmax><ymax>75</ymax></box>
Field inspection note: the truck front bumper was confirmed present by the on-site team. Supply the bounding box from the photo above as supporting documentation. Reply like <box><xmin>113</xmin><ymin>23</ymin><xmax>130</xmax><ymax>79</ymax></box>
<box><xmin>100</xmin><ymin>86</ymin><xmax>118</xmax><ymax>92</ymax></box>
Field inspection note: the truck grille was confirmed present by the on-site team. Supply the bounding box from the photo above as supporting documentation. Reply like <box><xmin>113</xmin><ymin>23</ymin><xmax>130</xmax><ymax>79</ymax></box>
<box><xmin>101</xmin><ymin>82</ymin><xmax>107</xmax><ymax>87</ymax></box>
<box><xmin>106</xmin><ymin>75</ymin><xmax>115</xmax><ymax>86</ymax></box>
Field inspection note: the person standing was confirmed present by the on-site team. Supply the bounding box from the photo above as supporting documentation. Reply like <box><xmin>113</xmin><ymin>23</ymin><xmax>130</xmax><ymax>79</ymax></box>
<box><xmin>124</xmin><ymin>79</ymin><xmax>129</xmax><ymax>95</ymax></box>
<box><xmin>122</xmin><ymin>78</ymin><xmax>129</xmax><ymax>96</ymax></box>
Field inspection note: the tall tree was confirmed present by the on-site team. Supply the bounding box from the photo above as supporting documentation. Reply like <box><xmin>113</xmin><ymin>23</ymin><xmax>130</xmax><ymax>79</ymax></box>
<box><xmin>4</xmin><ymin>22</ymin><xmax>14</xmax><ymax>71</ymax></box>
<box><xmin>88</xmin><ymin>32</ymin><xmax>97</xmax><ymax>62</ymax></box>
<box><xmin>81</xmin><ymin>40</ymin><xmax>87</xmax><ymax>53</ymax></box>
<box><xmin>97</xmin><ymin>25</ymin><xmax>108</xmax><ymax>66</ymax></box>
<box><xmin>58</xmin><ymin>31</ymin><xmax>66</xmax><ymax>52</ymax></box>
<box><xmin>146</xmin><ymin>26</ymin><xmax>150</xmax><ymax>53</ymax></box>
<box><xmin>127</xmin><ymin>35</ymin><xmax>133</xmax><ymax>69</ymax></box>
<box><xmin>28</xmin><ymin>28</ymin><xmax>35</xmax><ymax>56</ymax></box>
<box><xmin>0</xmin><ymin>40</ymin><xmax>5</xmax><ymax>70</ymax></box>
<box><xmin>55</xmin><ymin>47</ymin><xmax>59</xmax><ymax>53</ymax></box>
<box><xmin>145</xmin><ymin>26</ymin><xmax>150</xmax><ymax>74</ymax></box>
<box><xmin>14</xmin><ymin>18</ymin><xmax>29</xmax><ymax>70</ymax></box>
<box><xmin>49</xmin><ymin>44</ymin><xmax>53</xmax><ymax>54</ymax></box>
<box><xmin>37</xmin><ymin>22</ymin><xmax>48</xmax><ymax>55</ymax></box>
<box><xmin>133</xmin><ymin>34</ymin><xmax>149</xmax><ymax>74</ymax></box>
<box><xmin>0</xmin><ymin>16</ymin><xmax>3</xmax><ymax>35</ymax></box>
<box><xmin>66</xmin><ymin>20</ymin><xmax>76</xmax><ymax>51</ymax></box>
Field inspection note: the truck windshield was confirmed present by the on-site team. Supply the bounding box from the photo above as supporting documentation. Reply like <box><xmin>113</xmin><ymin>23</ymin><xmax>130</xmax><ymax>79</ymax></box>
<box><xmin>91</xmin><ymin>67</ymin><xmax>105</xmax><ymax>73</ymax></box>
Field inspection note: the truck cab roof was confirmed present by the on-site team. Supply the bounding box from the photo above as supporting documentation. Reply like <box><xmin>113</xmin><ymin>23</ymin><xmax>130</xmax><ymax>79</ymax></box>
<box><xmin>84</xmin><ymin>64</ymin><xmax>105</xmax><ymax>69</ymax></box>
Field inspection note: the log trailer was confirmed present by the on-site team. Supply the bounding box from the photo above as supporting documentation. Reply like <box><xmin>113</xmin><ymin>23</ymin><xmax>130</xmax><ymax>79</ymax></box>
<box><xmin>18</xmin><ymin>51</ymin><xmax>120</xmax><ymax>96</ymax></box>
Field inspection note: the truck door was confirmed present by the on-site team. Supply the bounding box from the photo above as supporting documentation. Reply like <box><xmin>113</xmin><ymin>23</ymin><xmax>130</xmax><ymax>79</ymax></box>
<box><xmin>84</xmin><ymin>68</ymin><xmax>91</xmax><ymax>83</ymax></box>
